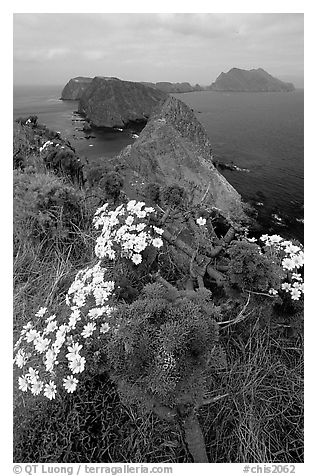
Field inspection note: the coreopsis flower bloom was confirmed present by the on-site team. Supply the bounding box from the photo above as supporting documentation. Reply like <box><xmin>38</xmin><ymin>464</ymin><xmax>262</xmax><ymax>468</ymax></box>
<box><xmin>25</xmin><ymin>329</ymin><xmax>40</xmax><ymax>343</ymax></box>
<box><xmin>268</xmin><ymin>288</ymin><xmax>278</xmax><ymax>295</ymax></box>
<box><xmin>153</xmin><ymin>226</ymin><xmax>164</xmax><ymax>235</ymax></box>
<box><xmin>44</xmin><ymin>381</ymin><xmax>57</xmax><ymax>400</ymax></box>
<box><xmin>44</xmin><ymin>349</ymin><xmax>57</xmax><ymax>372</ymax></box>
<box><xmin>152</xmin><ymin>237</ymin><xmax>163</xmax><ymax>248</ymax></box>
<box><xmin>82</xmin><ymin>322</ymin><xmax>96</xmax><ymax>339</ymax></box>
<box><xmin>100</xmin><ymin>322</ymin><xmax>110</xmax><ymax>334</ymax></box>
<box><xmin>44</xmin><ymin>320</ymin><xmax>58</xmax><ymax>334</ymax></box>
<box><xmin>282</xmin><ymin>257</ymin><xmax>295</xmax><ymax>271</ymax></box>
<box><xmin>66</xmin><ymin>343</ymin><xmax>83</xmax><ymax>361</ymax></box>
<box><xmin>15</xmin><ymin>349</ymin><xmax>27</xmax><ymax>369</ymax></box>
<box><xmin>35</xmin><ymin>307</ymin><xmax>47</xmax><ymax>318</ymax></box>
<box><xmin>31</xmin><ymin>380</ymin><xmax>44</xmax><ymax>396</ymax></box>
<box><xmin>281</xmin><ymin>282</ymin><xmax>292</xmax><ymax>292</ymax></box>
<box><xmin>196</xmin><ymin>217</ymin><xmax>206</xmax><ymax>226</ymax></box>
<box><xmin>18</xmin><ymin>375</ymin><xmax>29</xmax><ymax>392</ymax></box>
<box><xmin>63</xmin><ymin>375</ymin><xmax>78</xmax><ymax>393</ymax></box>
<box><xmin>125</xmin><ymin>215</ymin><xmax>134</xmax><ymax>226</ymax></box>
<box><xmin>69</xmin><ymin>356</ymin><xmax>86</xmax><ymax>374</ymax></box>
<box><xmin>290</xmin><ymin>287</ymin><xmax>301</xmax><ymax>301</ymax></box>
<box><xmin>293</xmin><ymin>253</ymin><xmax>304</xmax><ymax>268</ymax></box>
<box><xmin>27</xmin><ymin>367</ymin><xmax>39</xmax><ymax>383</ymax></box>
<box><xmin>269</xmin><ymin>235</ymin><xmax>283</xmax><ymax>244</ymax></box>
<box><xmin>132</xmin><ymin>253</ymin><xmax>142</xmax><ymax>265</ymax></box>
<box><xmin>34</xmin><ymin>336</ymin><xmax>51</xmax><ymax>354</ymax></box>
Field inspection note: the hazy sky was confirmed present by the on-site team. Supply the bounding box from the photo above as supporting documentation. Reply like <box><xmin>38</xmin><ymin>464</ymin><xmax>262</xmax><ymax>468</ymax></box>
<box><xmin>13</xmin><ymin>13</ymin><xmax>304</xmax><ymax>87</ymax></box>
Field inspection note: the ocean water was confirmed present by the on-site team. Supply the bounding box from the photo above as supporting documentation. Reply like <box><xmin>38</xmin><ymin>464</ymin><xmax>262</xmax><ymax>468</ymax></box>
<box><xmin>13</xmin><ymin>85</ymin><xmax>304</xmax><ymax>242</ymax></box>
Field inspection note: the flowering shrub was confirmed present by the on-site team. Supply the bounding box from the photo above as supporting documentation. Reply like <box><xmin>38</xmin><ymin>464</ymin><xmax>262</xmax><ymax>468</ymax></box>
<box><xmin>259</xmin><ymin>234</ymin><xmax>304</xmax><ymax>300</ymax></box>
<box><xmin>227</xmin><ymin>234</ymin><xmax>304</xmax><ymax>300</ymax></box>
<box><xmin>14</xmin><ymin>261</ymin><xmax>116</xmax><ymax>399</ymax></box>
<box><xmin>14</xmin><ymin>196</ymin><xmax>304</xmax><ymax>403</ymax></box>
<box><xmin>93</xmin><ymin>200</ymin><xmax>164</xmax><ymax>265</ymax></box>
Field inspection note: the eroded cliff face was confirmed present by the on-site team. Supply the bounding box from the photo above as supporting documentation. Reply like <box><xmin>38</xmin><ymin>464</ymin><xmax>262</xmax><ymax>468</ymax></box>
<box><xmin>114</xmin><ymin>96</ymin><xmax>247</xmax><ymax>223</ymax></box>
<box><xmin>210</xmin><ymin>68</ymin><xmax>295</xmax><ymax>92</ymax></box>
<box><xmin>61</xmin><ymin>77</ymin><xmax>93</xmax><ymax>100</ymax></box>
<box><xmin>78</xmin><ymin>77</ymin><xmax>167</xmax><ymax>128</ymax></box>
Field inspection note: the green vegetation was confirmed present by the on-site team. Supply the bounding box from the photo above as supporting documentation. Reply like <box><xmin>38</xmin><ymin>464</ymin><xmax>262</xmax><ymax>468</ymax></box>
<box><xmin>13</xmin><ymin>118</ymin><xmax>303</xmax><ymax>463</ymax></box>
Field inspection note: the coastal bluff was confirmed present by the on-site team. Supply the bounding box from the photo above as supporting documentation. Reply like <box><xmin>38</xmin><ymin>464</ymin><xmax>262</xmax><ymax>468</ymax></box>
<box><xmin>61</xmin><ymin>77</ymin><xmax>93</xmax><ymax>100</ymax></box>
<box><xmin>210</xmin><ymin>68</ymin><xmax>295</xmax><ymax>92</ymax></box>
<box><xmin>113</xmin><ymin>96</ymin><xmax>247</xmax><ymax>223</ymax></box>
<box><xmin>78</xmin><ymin>77</ymin><xmax>167</xmax><ymax>128</ymax></box>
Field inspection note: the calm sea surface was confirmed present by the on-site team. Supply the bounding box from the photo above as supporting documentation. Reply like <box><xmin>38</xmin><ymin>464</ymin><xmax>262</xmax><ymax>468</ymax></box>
<box><xmin>13</xmin><ymin>85</ymin><xmax>304</xmax><ymax>243</ymax></box>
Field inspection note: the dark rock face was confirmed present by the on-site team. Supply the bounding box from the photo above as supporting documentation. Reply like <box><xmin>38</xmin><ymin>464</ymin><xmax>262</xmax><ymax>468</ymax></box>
<box><xmin>61</xmin><ymin>77</ymin><xmax>93</xmax><ymax>100</ymax></box>
<box><xmin>114</xmin><ymin>96</ymin><xmax>247</xmax><ymax>223</ymax></box>
<box><xmin>210</xmin><ymin>68</ymin><xmax>295</xmax><ymax>92</ymax></box>
<box><xmin>78</xmin><ymin>77</ymin><xmax>167</xmax><ymax>128</ymax></box>
<box><xmin>140</xmin><ymin>81</ymin><xmax>203</xmax><ymax>93</ymax></box>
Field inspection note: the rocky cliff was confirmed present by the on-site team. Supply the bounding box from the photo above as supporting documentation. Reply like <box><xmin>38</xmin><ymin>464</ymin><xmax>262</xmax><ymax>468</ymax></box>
<box><xmin>78</xmin><ymin>77</ymin><xmax>167</xmax><ymax>128</ymax></box>
<box><xmin>210</xmin><ymin>68</ymin><xmax>295</xmax><ymax>92</ymax></box>
<box><xmin>113</xmin><ymin>96</ymin><xmax>247</xmax><ymax>223</ymax></box>
<box><xmin>61</xmin><ymin>77</ymin><xmax>93</xmax><ymax>100</ymax></box>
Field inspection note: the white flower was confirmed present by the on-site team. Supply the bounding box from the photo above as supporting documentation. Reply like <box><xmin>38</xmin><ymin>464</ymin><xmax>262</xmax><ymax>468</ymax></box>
<box><xmin>125</xmin><ymin>216</ymin><xmax>134</xmax><ymax>226</ymax></box>
<box><xmin>270</xmin><ymin>235</ymin><xmax>283</xmax><ymax>244</ymax></box>
<box><xmin>44</xmin><ymin>349</ymin><xmax>57</xmax><ymax>372</ymax></box>
<box><xmin>31</xmin><ymin>380</ymin><xmax>44</xmax><ymax>396</ymax></box>
<box><xmin>290</xmin><ymin>287</ymin><xmax>301</xmax><ymax>301</ymax></box>
<box><xmin>196</xmin><ymin>217</ymin><xmax>207</xmax><ymax>226</ymax></box>
<box><xmin>292</xmin><ymin>273</ymin><xmax>303</xmax><ymax>281</ymax></box>
<box><xmin>44</xmin><ymin>381</ymin><xmax>57</xmax><ymax>400</ymax></box>
<box><xmin>66</xmin><ymin>343</ymin><xmax>83</xmax><ymax>361</ymax></box>
<box><xmin>82</xmin><ymin>322</ymin><xmax>96</xmax><ymax>339</ymax></box>
<box><xmin>69</xmin><ymin>356</ymin><xmax>86</xmax><ymax>374</ymax></box>
<box><xmin>21</xmin><ymin>322</ymin><xmax>32</xmax><ymax>335</ymax></box>
<box><xmin>268</xmin><ymin>288</ymin><xmax>278</xmax><ymax>295</ymax></box>
<box><xmin>63</xmin><ymin>375</ymin><xmax>79</xmax><ymax>393</ymax></box>
<box><xmin>153</xmin><ymin>226</ymin><xmax>164</xmax><ymax>235</ymax></box>
<box><xmin>88</xmin><ymin>307</ymin><xmax>106</xmax><ymax>320</ymax></box>
<box><xmin>285</xmin><ymin>244</ymin><xmax>301</xmax><ymax>254</ymax></box>
<box><xmin>18</xmin><ymin>375</ymin><xmax>29</xmax><ymax>392</ymax></box>
<box><xmin>27</xmin><ymin>367</ymin><xmax>39</xmax><ymax>383</ymax></box>
<box><xmin>25</xmin><ymin>329</ymin><xmax>40</xmax><ymax>343</ymax></box>
<box><xmin>281</xmin><ymin>282</ymin><xmax>292</xmax><ymax>292</ymax></box>
<box><xmin>15</xmin><ymin>349</ymin><xmax>27</xmax><ymax>369</ymax></box>
<box><xmin>34</xmin><ymin>336</ymin><xmax>51</xmax><ymax>354</ymax></box>
<box><xmin>44</xmin><ymin>320</ymin><xmax>58</xmax><ymax>334</ymax></box>
<box><xmin>136</xmin><ymin>223</ymin><xmax>146</xmax><ymax>232</ymax></box>
<box><xmin>247</xmin><ymin>237</ymin><xmax>257</xmax><ymax>243</ymax></box>
<box><xmin>46</xmin><ymin>314</ymin><xmax>56</xmax><ymax>322</ymax></box>
<box><xmin>136</xmin><ymin>210</ymin><xmax>146</xmax><ymax>219</ymax></box>
<box><xmin>282</xmin><ymin>257</ymin><xmax>296</xmax><ymax>271</ymax></box>
<box><xmin>100</xmin><ymin>322</ymin><xmax>110</xmax><ymax>334</ymax></box>
<box><xmin>152</xmin><ymin>237</ymin><xmax>163</xmax><ymax>248</ymax></box>
<box><xmin>260</xmin><ymin>234</ymin><xmax>269</xmax><ymax>242</ymax></box>
<box><xmin>35</xmin><ymin>307</ymin><xmax>47</xmax><ymax>318</ymax></box>
<box><xmin>293</xmin><ymin>253</ymin><xmax>304</xmax><ymax>268</ymax></box>
<box><xmin>131</xmin><ymin>253</ymin><xmax>142</xmax><ymax>265</ymax></box>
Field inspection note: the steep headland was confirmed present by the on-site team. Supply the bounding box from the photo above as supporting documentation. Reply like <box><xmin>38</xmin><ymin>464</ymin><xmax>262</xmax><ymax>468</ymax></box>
<box><xmin>113</xmin><ymin>96</ymin><xmax>247</xmax><ymax>223</ymax></box>
<box><xmin>210</xmin><ymin>68</ymin><xmax>295</xmax><ymax>92</ymax></box>
<box><xmin>78</xmin><ymin>77</ymin><xmax>167</xmax><ymax>128</ymax></box>
<box><xmin>61</xmin><ymin>77</ymin><xmax>93</xmax><ymax>100</ymax></box>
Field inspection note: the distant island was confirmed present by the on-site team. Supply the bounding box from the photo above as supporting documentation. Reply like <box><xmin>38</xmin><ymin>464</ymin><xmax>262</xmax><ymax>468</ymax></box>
<box><xmin>209</xmin><ymin>68</ymin><xmax>295</xmax><ymax>92</ymax></box>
